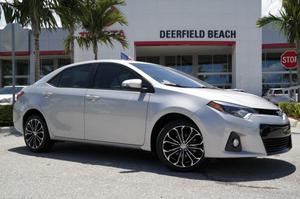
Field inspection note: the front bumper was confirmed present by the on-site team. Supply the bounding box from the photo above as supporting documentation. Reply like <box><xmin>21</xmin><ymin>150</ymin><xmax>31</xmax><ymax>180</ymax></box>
<box><xmin>194</xmin><ymin>106</ymin><xmax>291</xmax><ymax>158</ymax></box>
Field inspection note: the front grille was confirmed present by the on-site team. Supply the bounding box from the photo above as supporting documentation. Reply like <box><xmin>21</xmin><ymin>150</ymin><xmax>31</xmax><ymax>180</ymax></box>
<box><xmin>262</xmin><ymin>136</ymin><xmax>292</xmax><ymax>155</ymax></box>
<box><xmin>260</xmin><ymin>124</ymin><xmax>292</xmax><ymax>155</ymax></box>
<box><xmin>255</xmin><ymin>108</ymin><xmax>281</xmax><ymax>116</ymax></box>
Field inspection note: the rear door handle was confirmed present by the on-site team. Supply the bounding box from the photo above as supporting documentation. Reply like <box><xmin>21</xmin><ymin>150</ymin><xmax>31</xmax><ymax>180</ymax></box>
<box><xmin>86</xmin><ymin>95</ymin><xmax>101</xmax><ymax>101</ymax></box>
<box><xmin>43</xmin><ymin>91</ymin><xmax>53</xmax><ymax>98</ymax></box>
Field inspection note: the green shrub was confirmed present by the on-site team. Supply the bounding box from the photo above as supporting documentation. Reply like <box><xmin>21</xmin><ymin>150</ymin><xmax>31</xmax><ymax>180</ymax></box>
<box><xmin>278</xmin><ymin>102</ymin><xmax>300</xmax><ymax>118</ymax></box>
<box><xmin>0</xmin><ymin>105</ymin><xmax>13</xmax><ymax>127</ymax></box>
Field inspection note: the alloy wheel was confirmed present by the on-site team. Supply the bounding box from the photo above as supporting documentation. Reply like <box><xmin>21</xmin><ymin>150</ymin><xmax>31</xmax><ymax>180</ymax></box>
<box><xmin>162</xmin><ymin>125</ymin><xmax>204</xmax><ymax>168</ymax></box>
<box><xmin>24</xmin><ymin>118</ymin><xmax>45</xmax><ymax>149</ymax></box>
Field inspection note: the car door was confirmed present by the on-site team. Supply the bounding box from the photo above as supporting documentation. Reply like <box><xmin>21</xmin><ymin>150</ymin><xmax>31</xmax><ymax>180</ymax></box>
<box><xmin>84</xmin><ymin>63</ymin><xmax>151</xmax><ymax>145</ymax></box>
<box><xmin>40</xmin><ymin>64</ymin><xmax>95</xmax><ymax>139</ymax></box>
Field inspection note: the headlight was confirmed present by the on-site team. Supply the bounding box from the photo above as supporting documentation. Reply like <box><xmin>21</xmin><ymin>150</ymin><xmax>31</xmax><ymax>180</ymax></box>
<box><xmin>208</xmin><ymin>101</ymin><xmax>257</xmax><ymax>119</ymax></box>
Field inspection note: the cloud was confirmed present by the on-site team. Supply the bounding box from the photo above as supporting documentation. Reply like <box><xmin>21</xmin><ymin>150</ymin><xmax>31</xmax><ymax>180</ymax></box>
<box><xmin>262</xmin><ymin>0</ymin><xmax>282</xmax><ymax>16</ymax></box>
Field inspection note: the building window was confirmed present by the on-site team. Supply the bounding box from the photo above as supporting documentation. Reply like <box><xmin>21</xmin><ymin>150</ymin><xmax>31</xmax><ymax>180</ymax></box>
<box><xmin>58</xmin><ymin>58</ymin><xmax>71</xmax><ymax>67</ymax></box>
<box><xmin>2</xmin><ymin>60</ymin><xmax>29</xmax><ymax>86</ymax></box>
<box><xmin>165</xmin><ymin>55</ymin><xmax>193</xmax><ymax>75</ymax></box>
<box><xmin>198</xmin><ymin>54</ymin><xmax>232</xmax><ymax>89</ymax></box>
<box><xmin>136</xmin><ymin>56</ymin><xmax>160</xmax><ymax>64</ymax></box>
<box><xmin>262</xmin><ymin>53</ymin><xmax>297</xmax><ymax>94</ymax></box>
<box><xmin>41</xmin><ymin>59</ymin><xmax>54</xmax><ymax>76</ymax></box>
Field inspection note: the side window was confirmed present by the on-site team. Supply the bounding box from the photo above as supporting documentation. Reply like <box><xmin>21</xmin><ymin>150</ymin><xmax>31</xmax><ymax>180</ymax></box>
<box><xmin>93</xmin><ymin>63</ymin><xmax>140</xmax><ymax>90</ymax></box>
<box><xmin>48</xmin><ymin>64</ymin><xmax>94</xmax><ymax>88</ymax></box>
<box><xmin>274</xmin><ymin>90</ymin><xmax>283</xmax><ymax>95</ymax></box>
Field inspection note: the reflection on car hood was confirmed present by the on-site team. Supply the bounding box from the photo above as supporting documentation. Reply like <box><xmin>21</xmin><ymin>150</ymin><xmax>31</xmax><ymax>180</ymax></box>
<box><xmin>182</xmin><ymin>88</ymin><xmax>279</xmax><ymax>110</ymax></box>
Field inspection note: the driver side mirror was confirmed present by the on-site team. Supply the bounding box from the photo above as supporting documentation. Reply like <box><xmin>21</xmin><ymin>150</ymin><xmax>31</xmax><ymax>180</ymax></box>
<box><xmin>121</xmin><ymin>79</ymin><xmax>142</xmax><ymax>89</ymax></box>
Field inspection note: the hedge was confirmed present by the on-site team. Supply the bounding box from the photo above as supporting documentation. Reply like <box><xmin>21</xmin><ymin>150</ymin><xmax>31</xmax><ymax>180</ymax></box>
<box><xmin>0</xmin><ymin>105</ymin><xmax>13</xmax><ymax>127</ymax></box>
<box><xmin>278</xmin><ymin>102</ymin><xmax>300</xmax><ymax>118</ymax></box>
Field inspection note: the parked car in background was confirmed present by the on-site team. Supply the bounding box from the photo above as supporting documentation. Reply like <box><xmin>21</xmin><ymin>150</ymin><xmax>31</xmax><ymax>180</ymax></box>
<box><xmin>264</xmin><ymin>87</ymin><xmax>299</xmax><ymax>103</ymax></box>
<box><xmin>0</xmin><ymin>86</ymin><xmax>26</xmax><ymax>105</ymax></box>
<box><xmin>13</xmin><ymin>60</ymin><xmax>291</xmax><ymax>171</ymax></box>
<box><xmin>264</xmin><ymin>88</ymin><xmax>287</xmax><ymax>100</ymax></box>
<box><xmin>268</xmin><ymin>95</ymin><xmax>295</xmax><ymax>105</ymax></box>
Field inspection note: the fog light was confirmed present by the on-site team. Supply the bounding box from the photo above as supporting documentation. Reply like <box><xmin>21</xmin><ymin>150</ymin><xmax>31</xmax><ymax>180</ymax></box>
<box><xmin>225</xmin><ymin>132</ymin><xmax>242</xmax><ymax>152</ymax></box>
<box><xmin>232</xmin><ymin>138</ymin><xmax>240</xmax><ymax>148</ymax></box>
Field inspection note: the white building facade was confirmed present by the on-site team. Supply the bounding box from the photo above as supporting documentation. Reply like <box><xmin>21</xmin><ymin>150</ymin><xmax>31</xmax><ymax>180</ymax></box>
<box><xmin>0</xmin><ymin>0</ymin><xmax>297</xmax><ymax>95</ymax></box>
<box><xmin>75</xmin><ymin>0</ymin><xmax>263</xmax><ymax>95</ymax></box>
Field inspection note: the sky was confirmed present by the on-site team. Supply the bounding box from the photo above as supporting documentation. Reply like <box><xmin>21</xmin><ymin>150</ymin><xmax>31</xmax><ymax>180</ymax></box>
<box><xmin>0</xmin><ymin>0</ymin><xmax>283</xmax><ymax>30</ymax></box>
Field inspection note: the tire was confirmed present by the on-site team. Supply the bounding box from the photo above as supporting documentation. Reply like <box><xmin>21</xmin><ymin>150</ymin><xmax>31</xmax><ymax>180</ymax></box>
<box><xmin>156</xmin><ymin>120</ymin><xmax>206</xmax><ymax>171</ymax></box>
<box><xmin>23</xmin><ymin>115</ymin><xmax>54</xmax><ymax>152</ymax></box>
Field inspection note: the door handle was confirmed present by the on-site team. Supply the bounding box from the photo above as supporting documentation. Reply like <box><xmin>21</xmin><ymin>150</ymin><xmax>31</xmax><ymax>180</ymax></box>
<box><xmin>43</xmin><ymin>91</ymin><xmax>53</xmax><ymax>98</ymax></box>
<box><xmin>86</xmin><ymin>95</ymin><xmax>101</xmax><ymax>101</ymax></box>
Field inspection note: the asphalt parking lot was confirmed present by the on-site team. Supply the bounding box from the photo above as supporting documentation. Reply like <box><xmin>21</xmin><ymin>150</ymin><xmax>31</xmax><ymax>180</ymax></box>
<box><xmin>0</xmin><ymin>128</ymin><xmax>299</xmax><ymax>199</ymax></box>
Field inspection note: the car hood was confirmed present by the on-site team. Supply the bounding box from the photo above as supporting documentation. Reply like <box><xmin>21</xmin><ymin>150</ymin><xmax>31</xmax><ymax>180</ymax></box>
<box><xmin>180</xmin><ymin>88</ymin><xmax>279</xmax><ymax>110</ymax></box>
<box><xmin>0</xmin><ymin>94</ymin><xmax>12</xmax><ymax>99</ymax></box>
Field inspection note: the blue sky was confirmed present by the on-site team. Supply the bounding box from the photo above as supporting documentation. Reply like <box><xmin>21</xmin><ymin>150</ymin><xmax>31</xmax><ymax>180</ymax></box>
<box><xmin>0</xmin><ymin>0</ymin><xmax>282</xmax><ymax>29</ymax></box>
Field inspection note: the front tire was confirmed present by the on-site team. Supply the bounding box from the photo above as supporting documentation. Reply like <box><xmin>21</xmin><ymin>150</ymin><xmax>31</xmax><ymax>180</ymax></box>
<box><xmin>156</xmin><ymin>120</ymin><xmax>205</xmax><ymax>171</ymax></box>
<box><xmin>24</xmin><ymin>115</ymin><xmax>54</xmax><ymax>152</ymax></box>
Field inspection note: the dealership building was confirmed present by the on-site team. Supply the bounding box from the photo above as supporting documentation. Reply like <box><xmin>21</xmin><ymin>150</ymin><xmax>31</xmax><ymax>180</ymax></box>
<box><xmin>0</xmin><ymin>0</ymin><xmax>297</xmax><ymax>95</ymax></box>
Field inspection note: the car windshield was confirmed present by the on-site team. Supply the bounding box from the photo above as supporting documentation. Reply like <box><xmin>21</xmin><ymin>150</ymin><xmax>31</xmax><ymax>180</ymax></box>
<box><xmin>131</xmin><ymin>62</ymin><xmax>215</xmax><ymax>88</ymax></box>
<box><xmin>0</xmin><ymin>86</ymin><xmax>23</xmax><ymax>94</ymax></box>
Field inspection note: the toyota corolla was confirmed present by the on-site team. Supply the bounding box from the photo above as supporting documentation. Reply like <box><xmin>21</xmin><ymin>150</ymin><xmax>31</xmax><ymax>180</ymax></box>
<box><xmin>13</xmin><ymin>60</ymin><xmax>292</xmax><ymax>171</ymax></box>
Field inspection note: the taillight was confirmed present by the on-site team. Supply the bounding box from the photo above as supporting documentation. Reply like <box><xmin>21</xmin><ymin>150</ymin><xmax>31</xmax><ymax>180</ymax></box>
<box><xmin>16</xmin><ymin>91</ymin><xmax>25</xmax><ymax>101</ymax></box>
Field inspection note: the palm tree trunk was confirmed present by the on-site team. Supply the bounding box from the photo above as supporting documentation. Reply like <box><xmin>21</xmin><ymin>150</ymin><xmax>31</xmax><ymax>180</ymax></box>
<box><xmin>33</xmin><ymin>32</ymin><xmax>41</xmax><ymax>82</ymax></box>
<box><xmin>93</xmin><ymin>40</ymin><xmax>98</xmax><ymax>60</ymax></box>
<box><xmin>296</xmin><ymin>39</ymin><xmax>300</xmax><ymax>102</ymax></box>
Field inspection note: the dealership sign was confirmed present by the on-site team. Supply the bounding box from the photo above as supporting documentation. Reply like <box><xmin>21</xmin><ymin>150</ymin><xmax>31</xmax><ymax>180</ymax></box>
<box><xmin>281</xmin><ymin>50</ymin><xmax>297</xmax><ymax>69</ymax></box>
<box><xmin>160</xmin><ymin>29</ymin><xmax>236</xmax><ymax>39</ymax></box>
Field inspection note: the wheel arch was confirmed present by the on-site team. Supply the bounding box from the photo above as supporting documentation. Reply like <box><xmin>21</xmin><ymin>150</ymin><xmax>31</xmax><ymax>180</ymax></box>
<box><xmin>150</xmin><ymin>112</ymin><xmax>200</xmax><ymax>154</ymax></box>
<box><xmin>22</xmin><ymin>109</ymin><xmax>47</xmax><ymax>130</ymax></box>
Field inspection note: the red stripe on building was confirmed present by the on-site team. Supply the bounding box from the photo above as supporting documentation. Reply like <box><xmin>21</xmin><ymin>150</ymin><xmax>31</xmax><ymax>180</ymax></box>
<box><xmin>262</xmin><ymin>43</ymin><xmax>295</xmax><ymax>49</ymax></box>
<box><xmin>0</xmin><ymin>50</ymin><xmax>67</xmax><ymax>56</ymax></box>
<box><xmin>134</xmin><ymin>41</ymin><xmax>236</xmax><ymax>46</ymax></box>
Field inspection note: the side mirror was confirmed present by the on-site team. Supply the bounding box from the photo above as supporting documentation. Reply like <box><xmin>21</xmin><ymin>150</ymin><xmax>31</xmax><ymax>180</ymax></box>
<box><xmin>121</xmin><ymin>79</ymin><xmax>142</xmax><ymax>89</ymax></box>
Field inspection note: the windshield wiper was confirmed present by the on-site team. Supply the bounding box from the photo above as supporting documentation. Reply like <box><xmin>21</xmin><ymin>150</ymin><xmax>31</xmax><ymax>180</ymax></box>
<box><xmin>162</xmin><ymin>83</ymin><xmax>186</xmax><ymax>88</ymax></box>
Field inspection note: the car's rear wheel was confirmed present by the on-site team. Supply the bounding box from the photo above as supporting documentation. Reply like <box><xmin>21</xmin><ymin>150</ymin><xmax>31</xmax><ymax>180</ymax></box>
<box><xmin>24</xmin><ymin>115</ymin><xmax>54</xmax><ymax>152</ymax></box>
<box><xmin>156</xmin><ymin>120</ymin><xmax>205</xmax><ymax>171</ymax></box>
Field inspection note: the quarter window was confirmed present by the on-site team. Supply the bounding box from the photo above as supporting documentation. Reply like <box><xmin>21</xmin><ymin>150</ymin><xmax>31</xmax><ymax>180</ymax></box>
<box><xmin>93</xmin><ymin>63</ymin><xmax>140</xmax><ymax>90</ymax></box>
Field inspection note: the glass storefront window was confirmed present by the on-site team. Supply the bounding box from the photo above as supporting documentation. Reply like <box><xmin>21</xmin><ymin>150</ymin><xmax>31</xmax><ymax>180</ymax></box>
<box><xmin>262</xmin><ymin>52</ymin><xmax>298</xmax><ymax>93</ymax></box>
<box><xmin>41</xmin><ymin>59</ymin><xmax>54</xmax><ymax>76</ymax></box>
<box><xmin>165</xmin><ymin>55</ymin><xmax>193</xmax><ymax>75</ymax></box>
<box><xmin>17</xmin><ymin>60</ymin><xmax>29</xmax><ymax>75</ymax></box>
<box><xmin>58</xmin><ymin>58</ymin><xmax>71</xmax><ymax>67</ymax></box>
<box><xmin>198</xmin><ymin>54</ymin><xmax>232</xmax><ymax>88</ymax></box>
<box><xmin>136</xmin><ymin>56</ymin><xmax>160</xmax><ymax>64</ymax></box>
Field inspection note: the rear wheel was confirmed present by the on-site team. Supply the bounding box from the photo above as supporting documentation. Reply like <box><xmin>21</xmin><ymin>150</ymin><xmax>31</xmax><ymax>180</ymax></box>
<box><xmin>24</xmin><ymin>115</ymin><xmax>54</xmax><ymax>152</ymax></box>
<box><xmin>156</xmin><ymin>120</ymin><xmax>205</xmax><ymax>171</ymax></box>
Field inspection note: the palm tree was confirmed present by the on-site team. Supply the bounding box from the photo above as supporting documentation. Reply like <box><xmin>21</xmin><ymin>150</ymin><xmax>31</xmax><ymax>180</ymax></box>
<box><xmin>54</xmin><ymin>0</ymin><xmax>82</xmax><ymax>63</ymax></box>
<box><xmin>0</xmin><ymin>0</ymin><xmax>58</xmax><ymax>81</ymax></box>
<box><xmin>75</xmin><ymin>0</ymin><xmax>128</xmax><ymax>60</ymax></box>
<box><xmin>257</xmin><ymin>0</ymin><xmax>300</xmax><ymax>101</ymax></box>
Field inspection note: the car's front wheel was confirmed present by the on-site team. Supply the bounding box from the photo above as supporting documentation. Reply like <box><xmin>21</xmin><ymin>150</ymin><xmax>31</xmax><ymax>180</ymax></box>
<box><xmin>156</xmin><ymin>120</ymin><xmax>205</xmax><ymax>171</ymax></box>
<box><xmin>24</xmin><ymin>115</ymin><xmax>54</xmax><ymax>152</ymax></box>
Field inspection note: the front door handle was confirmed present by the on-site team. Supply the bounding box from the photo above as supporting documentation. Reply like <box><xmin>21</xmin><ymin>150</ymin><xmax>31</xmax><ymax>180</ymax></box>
<box><xmin>43</xmin><ymin>91</ymin><xmax>53</xmax><ymax>98</ymax></box>
<box><xmin>86</xmin><ymin>95</ymin><xmax>101</xmax><ymax>101</ymax></box>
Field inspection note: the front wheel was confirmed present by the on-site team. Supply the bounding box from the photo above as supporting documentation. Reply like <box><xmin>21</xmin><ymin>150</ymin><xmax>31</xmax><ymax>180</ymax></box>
<box><xmin>156</xmin><ymin>120</ymin><xmax>205</xmax><ymax>171</ymax></box>
<box><xmin>24</xmin><ymin>115</ymin><xmax>54</xmax><ymax>152</ymax></box>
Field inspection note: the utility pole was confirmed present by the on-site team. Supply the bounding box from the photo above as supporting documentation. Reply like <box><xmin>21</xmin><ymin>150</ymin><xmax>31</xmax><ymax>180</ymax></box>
<box><xmin>11</xmin><ymin>23</ymin><xmax>16</xmax><ymax>105</ymax></box>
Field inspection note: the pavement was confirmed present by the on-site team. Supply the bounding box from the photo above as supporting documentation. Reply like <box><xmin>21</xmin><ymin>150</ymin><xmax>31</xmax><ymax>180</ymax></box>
<box><xmin>0</xmin><ymin>124</ymin><xmax>299</xmax><ymax>199</ymax></box>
